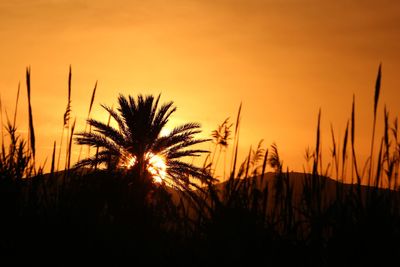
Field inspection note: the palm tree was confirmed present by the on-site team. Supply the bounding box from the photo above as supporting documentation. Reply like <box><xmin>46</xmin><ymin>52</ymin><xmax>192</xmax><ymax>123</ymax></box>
<box><xmin>74</xmin><ymin>94</ymin><xmax>211</xmax><ymax>188</ymax></box>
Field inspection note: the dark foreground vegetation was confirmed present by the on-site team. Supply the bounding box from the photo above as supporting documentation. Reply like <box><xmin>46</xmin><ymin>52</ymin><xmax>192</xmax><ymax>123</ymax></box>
<box><xmin>1</xmin><ymin>65</ymin><xmax>399</xmax><ymax>266</ymax></box>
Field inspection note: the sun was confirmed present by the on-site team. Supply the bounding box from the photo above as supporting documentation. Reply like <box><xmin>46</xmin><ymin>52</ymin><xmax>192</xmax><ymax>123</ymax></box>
<box><xmin>123</xmin><ymin>152</ymin><xmax>167</xmax><ymax>183</ymax></box>
<box><xmin>146</xmin><ymin>153</ymin><xmax>167</xmax><ymax>183</ymax></box>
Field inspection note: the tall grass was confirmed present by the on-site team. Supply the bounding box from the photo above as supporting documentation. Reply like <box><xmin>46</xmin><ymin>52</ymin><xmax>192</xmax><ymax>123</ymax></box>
<box><xmin>26</xmin><ymin>67</ymin><xmax>35</xmax><ymax>169</ymax></box>
<box><xmin>77</xmin><ymin>81</ymin><xmax>97</xmax><ymax>163</ymax></box>
<box><xmin>57</xmin><ymin>66</ymin><xmax>72</xmax><ymax>171</ymax></box>
<box><xmin>186</xmin><ymin>64</ymin><xmax>400</xmax><ymax>264</ymax></box>
<box><xmin>0</xmin><ymin>65</ymin><xmax>399</xmax><ymax>265</ymax></box>
<box><xmin>369</xmin><ymin>64</ymin><xmax>382</xmax><ymax>185</ymax></box>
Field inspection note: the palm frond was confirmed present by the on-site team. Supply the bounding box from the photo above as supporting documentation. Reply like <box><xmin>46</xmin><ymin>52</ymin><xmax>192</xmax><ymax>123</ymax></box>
<box><xmin>101</xmin><ymin>104</ymin><xmax>129</xmax><ymax>137</ymax></box>
<box><xmin>167</xmin><ymin>149</ymin><xmax>209</xmax><ymax>159</ymax></box>
<box><xmin>86</xmin><ymin>118</ymin><xmax>126</xmax><ymax>147</ymax></box>
<box><xmin>75</xmin><ymin>132</ymin><xmax>120</xmax><ymax>155</ymax></box>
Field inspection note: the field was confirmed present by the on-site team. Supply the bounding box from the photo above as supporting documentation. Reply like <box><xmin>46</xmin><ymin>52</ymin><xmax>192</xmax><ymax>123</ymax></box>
<box><xmin>1</xmin><ymin>66</ymin><xmax>399</xmax><ymax>266</ymax></box>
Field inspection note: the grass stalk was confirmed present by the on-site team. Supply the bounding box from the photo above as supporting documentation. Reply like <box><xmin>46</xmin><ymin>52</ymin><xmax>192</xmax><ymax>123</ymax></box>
<box><xmin>50</xmin><ymin>141</ymin><xmax>56</xmax><ymax>175</ymax></box>
<box><xmin>12</xmin><ymin>82</ymin><xmax>20</xmax><ymax>130</ymax></box>
<box><xmin>368</xmin><ymin>64</ymin><xmax>382</xmax><ymax>186</ymax></box>
<box><xmin>229</xmin><ymin>103</ymin><xmax>242</xmax><ymax>181</ymax></box>
<box><xmin>341</xmin><ymin>120</ymin><xmax>349</xmax><ymax>185</ymax></box>
<box><xmin>58</xmin><ymin>65</ymin><xmax>72</xmax><ymax>171</ymax></box>
<box><xmin>26</xmin><ymin>66</ymin><xmax>36</xmax><ymax>172</ymax></box>
<box><xmin>67</xmin><ymin>119</ymin><xmax>76</xmax><ymax>171</ymax></box>
<box><xmin>77</xmin><ymin>81</ymin><xmax>97</xmax><ymax>162</ymax></box>
<box><xmin>0</xmin><ymin>95</ymin><xmax>5</xmax><ymax>160</ymax></box>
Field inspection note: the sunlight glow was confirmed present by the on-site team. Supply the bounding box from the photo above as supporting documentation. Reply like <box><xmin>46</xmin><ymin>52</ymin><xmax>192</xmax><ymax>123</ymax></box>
<box><xmin>160</xmin><ymin>128</ymin><xmax>171</xmax><ymax>137</ymax></box>
<box><xmin>147</xmin><ymin>153</ymin><xmax>167</xmax><ymax>183</ymax></box>
<box><xmin>123</xmin><ymin>152</ymin><xmax>167</xmax><ymax>183</ymax></box>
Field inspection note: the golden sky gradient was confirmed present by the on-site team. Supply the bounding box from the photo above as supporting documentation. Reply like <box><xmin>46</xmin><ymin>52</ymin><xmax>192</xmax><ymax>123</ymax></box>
<box><xmin>1</xmin><ymin>0</ymin><xmax>400</xmax><ymax>179</ymax></box>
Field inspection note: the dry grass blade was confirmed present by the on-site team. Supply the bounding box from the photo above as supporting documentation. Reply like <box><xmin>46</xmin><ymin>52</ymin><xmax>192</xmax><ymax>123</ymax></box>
<box><xmin>342</xmin><ymin>121</ymin><xmax>349</xmax><ymax>165</ymax></box>
<box><xmin>13</xmin><ymin>82</ymin><xmax>20</xmax><ymax>129</ymax></box>
<box><xmin>56</xmin><ymin>129</ymin><xmax>65</xmax><ymax>171</ymax></box>
<box><xmin>330</xmin><ymin>123</ymin><xmax>339</xmax><ymax>179</ymax></box>
<box><xmin>312</xmin><ymin>109</ymin><xmax>321</xmax><ymax>175</ymax></box>
<box><xmin>51</xmin><ymin>141</ymin><xmax>56</xmax><ymax>175</ymax></box>
<box><xmin>58</xmin><ymin>66</ymin><xmax>73</xmax><ymax>171</ymax></box>
<box><xmin>374</xmin><ymin>64</ymin><xmax>382</xmax><ymax>116</ymax></box>
<box><xmin>67</xmin><ymin>119</ymin><xmax>76</xmax><ymax>170</ymax></box>
<box><xmin>88</xmin><ymin>81</ymin><xmax>97</xmax><ymax>116</ymax></box>
<box><xmin>77</xmin><ymin>81</ymin><xmax>98</xmax><ymax>162</ymax></box>
<box><xmin>383</xmin><ymin>105</ymin><xmax>389</xmax><ymax>151</ymax></box>
<box><xmin>342</xmin><ymin>120</ymin><xmax>349</xmax><ymax>181</ymax></box>
<box><xmin>230</xmin><ymin>103</ymin><xmax>242</xmax><ymax>180</ymax></box>
<box><xmin>348</xmin><ymin>95</ymin><xmax>363</xmax><ymax>207</ymax></box>
<box><xmin>244</xmin><ymin>145</ymin><xmax>252</xmax><ymax>179</ymax></box>
<box><xmin>375</xmin><ymin>139</ymin><xmax>384</xmax><ymax>188</ymax></box>
<box><xmin>260</xmin><ymin>148</ymin><xmax>269</xmax><ymax>186</ymax></box>
<box><xmin>63</xmin><ymin>66</ymin><xmax>72</xmax><ymax>128</ymax></box>
<box><xmin>234</xmin><ymin>103</ymin><xmax>242</xmax><ymax>137</ymax></box>
<box><xmin>0</xmin><ymin>95</ymin><xmax>5</xmax><ymax>161</ymax></box>
<box><xmin>26</xmin><ymin>66</ymin><xmax>35</xmax><ymax>160</ymax></box>
<box><xmin>369</xmin><ymin>65</ymin><xmax>382</xmax><ymax>186</ymax></box>
<box><xmin>351</xmin><ymin>95</ymin><xmax>355</xmax><ymax>147</ymax></box>
<box><xmin>351</xmin><ymin>95</ymin><xmax>361</xmax><ymax>185</ymax></box>
<box><xmin>68</xmin><ymin>65</ymin><xmax>72</xmax><ymax>101</ymax></box>
<box><xmin>392</xmin><ymin>117</ymin><xmax>398</xmax><ymax>141</ymax></box>
<box><xmin>383</xmin><ymin>106</ymin><xmax>392</xmax><ymax>188</ymax></box>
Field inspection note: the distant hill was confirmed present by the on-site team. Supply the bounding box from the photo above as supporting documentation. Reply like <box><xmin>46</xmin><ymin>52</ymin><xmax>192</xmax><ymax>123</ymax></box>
<box><xmin>194</xmin><ymin>171</ymin><xmax>400</xmax><ymax>212</ymax></box>
<box><xmin>26</xmin><ymin>169</ymin><xmax>398</xmax><ymax>212</ymax></box>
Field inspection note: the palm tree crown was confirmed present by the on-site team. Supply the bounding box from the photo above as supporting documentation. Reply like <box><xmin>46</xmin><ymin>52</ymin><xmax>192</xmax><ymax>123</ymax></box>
<box><xmin>75</xmin><ymin>94</ymin><xmax>211</xmax><ymax>187</ymax></box>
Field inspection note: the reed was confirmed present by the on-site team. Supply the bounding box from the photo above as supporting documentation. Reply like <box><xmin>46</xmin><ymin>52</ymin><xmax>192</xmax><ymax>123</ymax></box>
<box><xmin>368</xmin><ymin>64</ymin><xmax>382</xmax><ymax>186</ymax></box>
<box><xmin>77</xmin><ymin>81</ymin><xmax>97</xmax><ymax>162</ymax></box>
<box><xmin>26</xmin><ymin>67</ymin><xmax>35</xmax><ymax>164</ymax></box>
<box><xmin>229</xmin><ymin>103</ymin><xmax>242</xmax><ymax>181</ymax></box>
<box><xmin>0</xmin><ymin>95</ymin><xmax>4</xmax><ymax>161</ymax></box>
<box><xmin>57</xmin><ymin>66</ymin><xmax>72</xmax><ymax>171</ymax></box>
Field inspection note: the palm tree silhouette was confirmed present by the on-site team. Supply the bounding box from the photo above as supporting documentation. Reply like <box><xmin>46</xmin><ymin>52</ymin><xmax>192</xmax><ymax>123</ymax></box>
<box><xmin>74</xmin><ymin>94</ymin><xmax>211</xmax><ymax>187</ymax></box>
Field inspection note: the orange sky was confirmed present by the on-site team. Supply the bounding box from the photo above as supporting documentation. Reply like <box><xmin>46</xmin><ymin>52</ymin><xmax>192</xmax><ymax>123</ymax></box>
<box><xmin>1</xmin><ymin>0</ymin><xmax>400</xmax><ymax>180</ymax></box>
